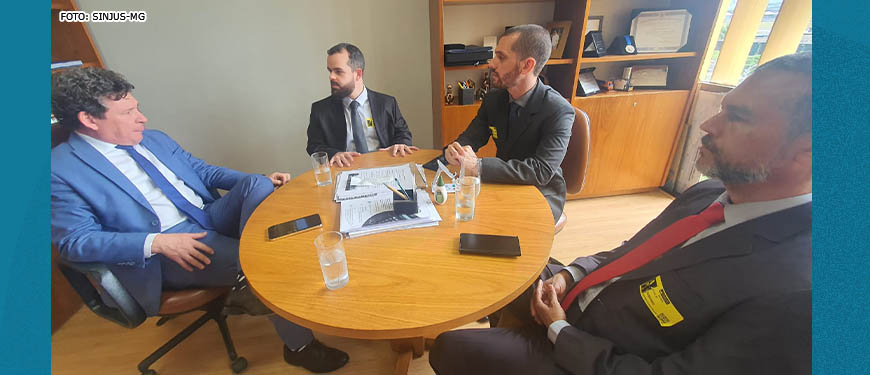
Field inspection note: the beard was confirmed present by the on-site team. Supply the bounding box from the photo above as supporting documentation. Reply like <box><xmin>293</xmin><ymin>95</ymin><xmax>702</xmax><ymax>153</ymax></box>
<box><xmin>491</xmin><ymin>64</ymin><xmax>522</xmax><ymax>89</ymax></box>
<box><xmin>696</xmin><ymin>134</ymin><xmax>771</xmax><ymax>185</ymax></box>
<box><xmin>330</xmin><ymin>80</ymin><xmax>355</xmax><ymax>98</ymax></box>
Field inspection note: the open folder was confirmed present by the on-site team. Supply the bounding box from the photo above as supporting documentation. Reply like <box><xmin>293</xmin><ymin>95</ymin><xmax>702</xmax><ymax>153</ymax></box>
<box><xmin>339</xmin><ymin>190</ymin><xmax>442</xmax><ymax>238</ymax></box>
<box><xmin>333</xmin><ymin>163</ymin><xmax>427</xmax><ymax>202</ymax></box>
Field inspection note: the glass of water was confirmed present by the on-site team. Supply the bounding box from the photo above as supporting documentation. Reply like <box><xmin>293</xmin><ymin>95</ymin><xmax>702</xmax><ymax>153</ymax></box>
<box><xmin>314</xmin><ymin>231</ymin><xmax>349</xmax><ymax>290</ymax></box>
<box><xmin>455</xmin><ymin>176</ymin><xmax>477</xmax><ymax>221</ymax></box>
<box><xmin>311</xmin><ymin>151</ymin><xmax>332</xmax><ymax>186</ymax></box>
<box><xmin>459</xmin><ymin>156</ymin><xmax>481</xmax><ymax>196</ymax></box>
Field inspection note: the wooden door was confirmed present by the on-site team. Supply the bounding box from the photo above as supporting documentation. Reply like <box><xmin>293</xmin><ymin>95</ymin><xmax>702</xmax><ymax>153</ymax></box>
<box><xmin>572</xmin><ymin>91</ymin><xmax>689</xmax><ymax>198</ymax></box>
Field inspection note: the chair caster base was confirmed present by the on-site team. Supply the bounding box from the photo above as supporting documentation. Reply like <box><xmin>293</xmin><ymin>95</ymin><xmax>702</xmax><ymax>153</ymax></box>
<box><xmin>231</xmin><ymin>356</ymin><xmax>248</xmax><ymax>373</ymax></box>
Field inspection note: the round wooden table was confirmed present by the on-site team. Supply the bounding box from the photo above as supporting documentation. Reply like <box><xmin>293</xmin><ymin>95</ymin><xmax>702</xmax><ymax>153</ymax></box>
<box><xmin>239</xmin><ymin>149</ymin><xmax>554</xmax><ymax>374</ymax></box>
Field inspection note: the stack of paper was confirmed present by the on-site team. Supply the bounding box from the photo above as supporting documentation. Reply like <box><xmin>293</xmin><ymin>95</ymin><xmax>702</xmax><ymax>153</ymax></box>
<box><xmin>333</xmin><ymin>164</ymin><xmax>418</xmax><ymax>202</ymax></box>
<box><xmin>339</xmin><ymin>190</ymin><xmax>442</xmax><ymax>238</ymax></box>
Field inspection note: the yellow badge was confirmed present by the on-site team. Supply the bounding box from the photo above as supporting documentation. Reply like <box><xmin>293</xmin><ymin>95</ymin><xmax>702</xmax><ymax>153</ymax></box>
<box><xmin>366</xmin><ymin>118</ymin><xmax>375</xmax><ymax>128</ymax></box>
<box><xmin>489</xmin><ymin>126</ymin><xmax>498</xmax><ymax>139</ymax></box>
<box><xmin>639</xmin><ymin>275</ymin><xmax>684</xmax><ymax>327</ymax></box>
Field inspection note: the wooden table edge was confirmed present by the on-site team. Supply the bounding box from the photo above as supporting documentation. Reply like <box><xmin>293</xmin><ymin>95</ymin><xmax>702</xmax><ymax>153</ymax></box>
<box><xmin>246</xmin><ymin>260</ymin><xmax>547</xmax><ymax>340</ymax></box>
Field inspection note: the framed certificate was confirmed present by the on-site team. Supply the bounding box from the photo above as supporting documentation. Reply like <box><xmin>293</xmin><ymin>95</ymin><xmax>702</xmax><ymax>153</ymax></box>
<box><xmin>630</xmin><ymin>9</ymin><xmax>692</xmax><ymax>53</ymax></box>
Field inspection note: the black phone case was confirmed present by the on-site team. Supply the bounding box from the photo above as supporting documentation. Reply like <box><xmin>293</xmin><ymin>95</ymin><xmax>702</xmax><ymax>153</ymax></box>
<box><xmin>423</xmin><ymin>155</ymin><xmax>448</xmax><ymax>171</ymax></box>
<box><xmin>459</xmin><ymin>233</ymin><xmax>521</xmax><ymax>257</ymax></box>
<box><xmin>267</xmin><ymin>214</ymin><xmax>322</xmax><ymax>240</ymax></box>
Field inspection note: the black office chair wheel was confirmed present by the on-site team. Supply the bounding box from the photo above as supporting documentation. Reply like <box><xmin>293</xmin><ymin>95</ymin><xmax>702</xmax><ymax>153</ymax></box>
<box><xmin>140</xmin><ymin>369</ymin><xmax>157</xmax><ymax>375</ymax></box>
<box><xmin>231</xmin><ymin>357</ymin><xmax>248</xmax><ymax>373</ymax></box>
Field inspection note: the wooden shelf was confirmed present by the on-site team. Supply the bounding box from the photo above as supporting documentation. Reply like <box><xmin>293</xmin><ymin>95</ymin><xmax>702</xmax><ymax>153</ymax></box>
<box><xmin>573</xmin><ymin>89</ymin><xmax>690</xmax><ymax>101</ymax></box>
<box><xmin>547</xmin><ymin>58</ymin><xmax>574</xmax><ymax>65</ymax></box>
<box><xmin>580</xmin><ymin>52</ymin><xmax>698</xmax><ymax>64</ymax></box>
<box><xmin>445</xmin><ymin>0</ymin><xmax>553</xmax><ymax>5</ymax></box>
<box><xmin>445</xmin><ymin>58</ymin><xmax>573</xmax><ymax>71</ymax></box>
<box><xmin>444</xmin><ymin>101</ymin><xmax>483</xmax><ymax>108</ymax></box>
<box><xmin>445</xmin><ymin>64</ymin><xmax>490</xmax><ymax>71</ymax></box>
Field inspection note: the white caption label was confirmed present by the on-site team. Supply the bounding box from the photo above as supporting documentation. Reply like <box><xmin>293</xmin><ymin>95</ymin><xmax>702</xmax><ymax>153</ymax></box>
<box><xmin>58</xmin><ymin>11</ymin><xmax>147</xmax><ymax>23</ymax></box>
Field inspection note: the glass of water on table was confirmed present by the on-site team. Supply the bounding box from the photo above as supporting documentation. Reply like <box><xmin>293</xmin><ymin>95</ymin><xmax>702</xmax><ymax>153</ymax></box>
<box><xmin>459</xmin><ymin>156</ymin><xmax>481</xmax><ymax>196</ymax></box>
<box><xmin>311</xmin><ymin>151</ymin><xmax>332</xmax><ymax>186</ymax></box>
<box><xmin>455</xmin><ymin>176</ymin><xmax>477</xmax><ymax>221</ymax></box>
<box><xmin>314</xmin><ymin>231</ymin><xmax>349</xmax><ymax>290</ymax></box>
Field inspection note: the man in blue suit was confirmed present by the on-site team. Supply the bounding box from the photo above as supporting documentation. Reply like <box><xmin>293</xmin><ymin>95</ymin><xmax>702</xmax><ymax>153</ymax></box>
<box><xmin>51</xmin><ymin>68</ymin><xmax>348</xmax><ymax>373</ymax></box>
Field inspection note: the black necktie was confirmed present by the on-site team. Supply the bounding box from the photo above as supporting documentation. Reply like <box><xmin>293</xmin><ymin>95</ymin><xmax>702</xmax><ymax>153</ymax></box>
<box><xmin>116</xmin><ymin>145</ymin><xmax>213</xmax><ymax>230</ymax></box>
<box><xmin>349</xmin><ymin>100</ymin><xmax>369</xmax><ymax>153</ymax></box>
<box><xmin>508</xmin><ymin>102</ymin><xmax>523</xmax><ymax>138</ymax></box>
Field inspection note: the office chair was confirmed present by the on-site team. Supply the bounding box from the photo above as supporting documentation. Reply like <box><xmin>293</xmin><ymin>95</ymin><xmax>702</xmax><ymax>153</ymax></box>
<box><xmin>51</xmin><ymin>125</ymin><xmax>246</xmax><ymax>374</ymax></box>
<box><xmin>57</xmin><ymin>259</ymin><xmax>248</xmax><ymax>375</ymax></box>
<box><xmin>556</xmin><ymin>107</ymin><xmax>591</xmax><ymax>234</ymax></box>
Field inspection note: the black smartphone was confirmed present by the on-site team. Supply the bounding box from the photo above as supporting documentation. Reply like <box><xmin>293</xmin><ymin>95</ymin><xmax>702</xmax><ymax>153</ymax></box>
<box><xmin>267</xmin><ymin>214</ymin><xmax>322</xmax><ymax>241</ymax></box>
<box><xmin>459</xmin><ymin>233</ymin><xmax>521</xmax><ymax>257</ymax></box>
<box><xmin>423</xmin><ymin>154</ymin><xmax>448</xmax><ymax>171</ymax></box>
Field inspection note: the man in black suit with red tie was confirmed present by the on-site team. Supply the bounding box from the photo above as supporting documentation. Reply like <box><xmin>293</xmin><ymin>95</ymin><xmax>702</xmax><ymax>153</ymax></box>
<box><xmin>430</xmin><ymin>52</ymin><xmax>812</xmax><ymax>375</ymax></box>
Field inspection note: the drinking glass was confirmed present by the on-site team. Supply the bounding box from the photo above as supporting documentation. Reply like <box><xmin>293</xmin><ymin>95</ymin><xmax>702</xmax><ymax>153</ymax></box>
<box><xmin>455</xmin><ymin>176</ymin><xmax>477</xmax><ymax>221</ymax></box>
<box><xmin>314</xmin><ymin>231</ymin><xmax>349</xmax><ymax>290</ymax></box>
<box><xmin>459</xmin><ymin>157</ymin><xmax>481</xmax><ymax>196</ymax></box>
<box><xmin>311</xmin><ymin>152</ymin><xmax>332</xmax><ymax>186</ymax></box>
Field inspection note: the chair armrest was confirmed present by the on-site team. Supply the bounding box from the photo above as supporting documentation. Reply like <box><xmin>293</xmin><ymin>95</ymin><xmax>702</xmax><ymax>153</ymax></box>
<box><xmin>56</xmin><ymin>259</ymin><xmax>146</xmax><ymax>328</ymax></box>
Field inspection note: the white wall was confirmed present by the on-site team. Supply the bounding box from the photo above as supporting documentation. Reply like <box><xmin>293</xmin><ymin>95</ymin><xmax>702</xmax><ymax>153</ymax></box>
<box><xmin>77</xmin><ymin>0</ymin><xmax>433</xmax><ymax>176</ymax></box>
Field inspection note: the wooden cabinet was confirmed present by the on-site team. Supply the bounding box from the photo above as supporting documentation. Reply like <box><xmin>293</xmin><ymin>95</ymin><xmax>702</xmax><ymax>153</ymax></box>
<box><xmin>571</xmin><ymin>90</ymin><xmax>689</xmax><ymax>198</ymax></box>
<box><xmin>442</xmin><ymin>103</ymin><xmax>497</xmax><ymax>157</ymax></box>
<box><xmin>430</xmin><ymin>0</ymin><xmax>724</xmax><ymax>198</ymax></box>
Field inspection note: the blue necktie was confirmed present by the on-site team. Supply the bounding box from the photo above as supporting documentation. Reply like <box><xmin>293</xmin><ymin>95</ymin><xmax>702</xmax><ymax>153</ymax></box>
<box><xmin>116</xmin><ymin>145</ymin><xmax>214</xmax><ymax>230</ymax></box>
<box><xmin>349</xmin><ymin>100</ymin><xmax>369</xmax><ymax>153</ymax></box>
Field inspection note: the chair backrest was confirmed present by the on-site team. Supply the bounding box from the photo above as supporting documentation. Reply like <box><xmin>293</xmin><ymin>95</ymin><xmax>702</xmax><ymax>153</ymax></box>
<box><xmin>560</xmin><ymin>107</ymin><xmax>591</xmax><ymax>194</ymax></box>
<box><xmin>51</xmin><ymin>124</ymin><xmax>72</xmax><ymax>149</ymax></box>
<box><xmin>56</xmin><ymin>259</ymin><xmax>147</xmax><ymax>329</ymax></box>
<box><xmin>52</xmin><ymin>124</ymin><xmax>148</xmax><ymax>328</ymax></box>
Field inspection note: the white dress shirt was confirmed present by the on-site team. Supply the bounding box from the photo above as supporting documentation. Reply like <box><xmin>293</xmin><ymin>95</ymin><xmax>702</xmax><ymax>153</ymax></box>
<box><xmin>547</xmin><ymin>190</ymin><xmax>813</xmax><ymax>343</ymax></box>
<box><xmin>77</xmin><ymin>132</ymin><xmax>206</xmax><ymax>259</ymax></box>
<box><xmin>341</xmin><ymin>87</ymin><xmax>380</xmax><ymax>152</ymax></box>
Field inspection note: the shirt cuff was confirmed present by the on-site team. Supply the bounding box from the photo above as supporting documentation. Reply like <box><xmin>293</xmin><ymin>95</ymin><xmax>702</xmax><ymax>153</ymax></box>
<box><xmin>548</xmin><ymin>320</ymin><xmax>571</xmax><ymax>343</ymax></box>
<box><xmin>144</xmin><ymin>233</ymin><xmax>157</xmax><ymax>259</ymax></box>
<box><xmin>564</xmin><ymin>265</ymin><xmax>583</xmax><ymax>283</ymax></box>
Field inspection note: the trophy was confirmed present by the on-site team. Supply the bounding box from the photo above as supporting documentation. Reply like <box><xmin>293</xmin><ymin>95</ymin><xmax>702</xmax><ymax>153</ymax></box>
<box><xmin>476</xmin><ymin>72</ymin><xmax>491</xmax><ymax>101</ymax></box>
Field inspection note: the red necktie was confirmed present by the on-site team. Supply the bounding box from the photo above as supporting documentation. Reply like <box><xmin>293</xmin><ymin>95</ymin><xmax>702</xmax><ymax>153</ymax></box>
<box><xmin>560</xmin><ymin>202</ymin><xmax>725</xmax><ymax>310</ymax></box>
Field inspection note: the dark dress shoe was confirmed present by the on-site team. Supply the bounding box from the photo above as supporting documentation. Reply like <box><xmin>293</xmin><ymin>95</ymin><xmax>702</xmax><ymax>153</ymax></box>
<box><xmin>224</xmin><ymin>286</ymin><xmax>273</xmax><ymax>316</ymax></box>
<box><xmin>283</xmin><ymin>339</ymin><xmax>349</xmax><ymax>373</ymax></box>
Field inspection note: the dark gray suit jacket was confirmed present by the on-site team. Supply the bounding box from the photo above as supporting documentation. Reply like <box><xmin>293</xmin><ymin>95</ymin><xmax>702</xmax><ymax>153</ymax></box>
<box><xmin>555</xmin><ymin>180</ymin><xmax>812</xmax><ymax>374</ymax></box>
<box><xmin>306</xmin><ymin>89</ymin><xmax>413</xmax><ymax>157</ymax></box>
<box><xmin>452</xmin><ymin>80</ymin><xmax>574</xmax><ymax>222</ymax></box>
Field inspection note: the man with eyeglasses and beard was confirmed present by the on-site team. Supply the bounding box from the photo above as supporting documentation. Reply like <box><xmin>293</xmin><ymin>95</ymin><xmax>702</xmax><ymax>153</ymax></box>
<box><xmin>443</xmin><ymin>24</ymin><xmax>574</xmax><ymax>223</ymax></box>
<box><xmin>307</xmin><ymin>43</ymin><xmax>417</xmax><ymax>167</ymax></box>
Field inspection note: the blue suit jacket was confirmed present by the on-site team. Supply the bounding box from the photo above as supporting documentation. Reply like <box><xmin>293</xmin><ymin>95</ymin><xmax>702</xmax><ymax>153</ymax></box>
<box><xmin>51</xmin><ymin>130</ymin><xmax>247</xmax><ymax>315</ymax></box>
